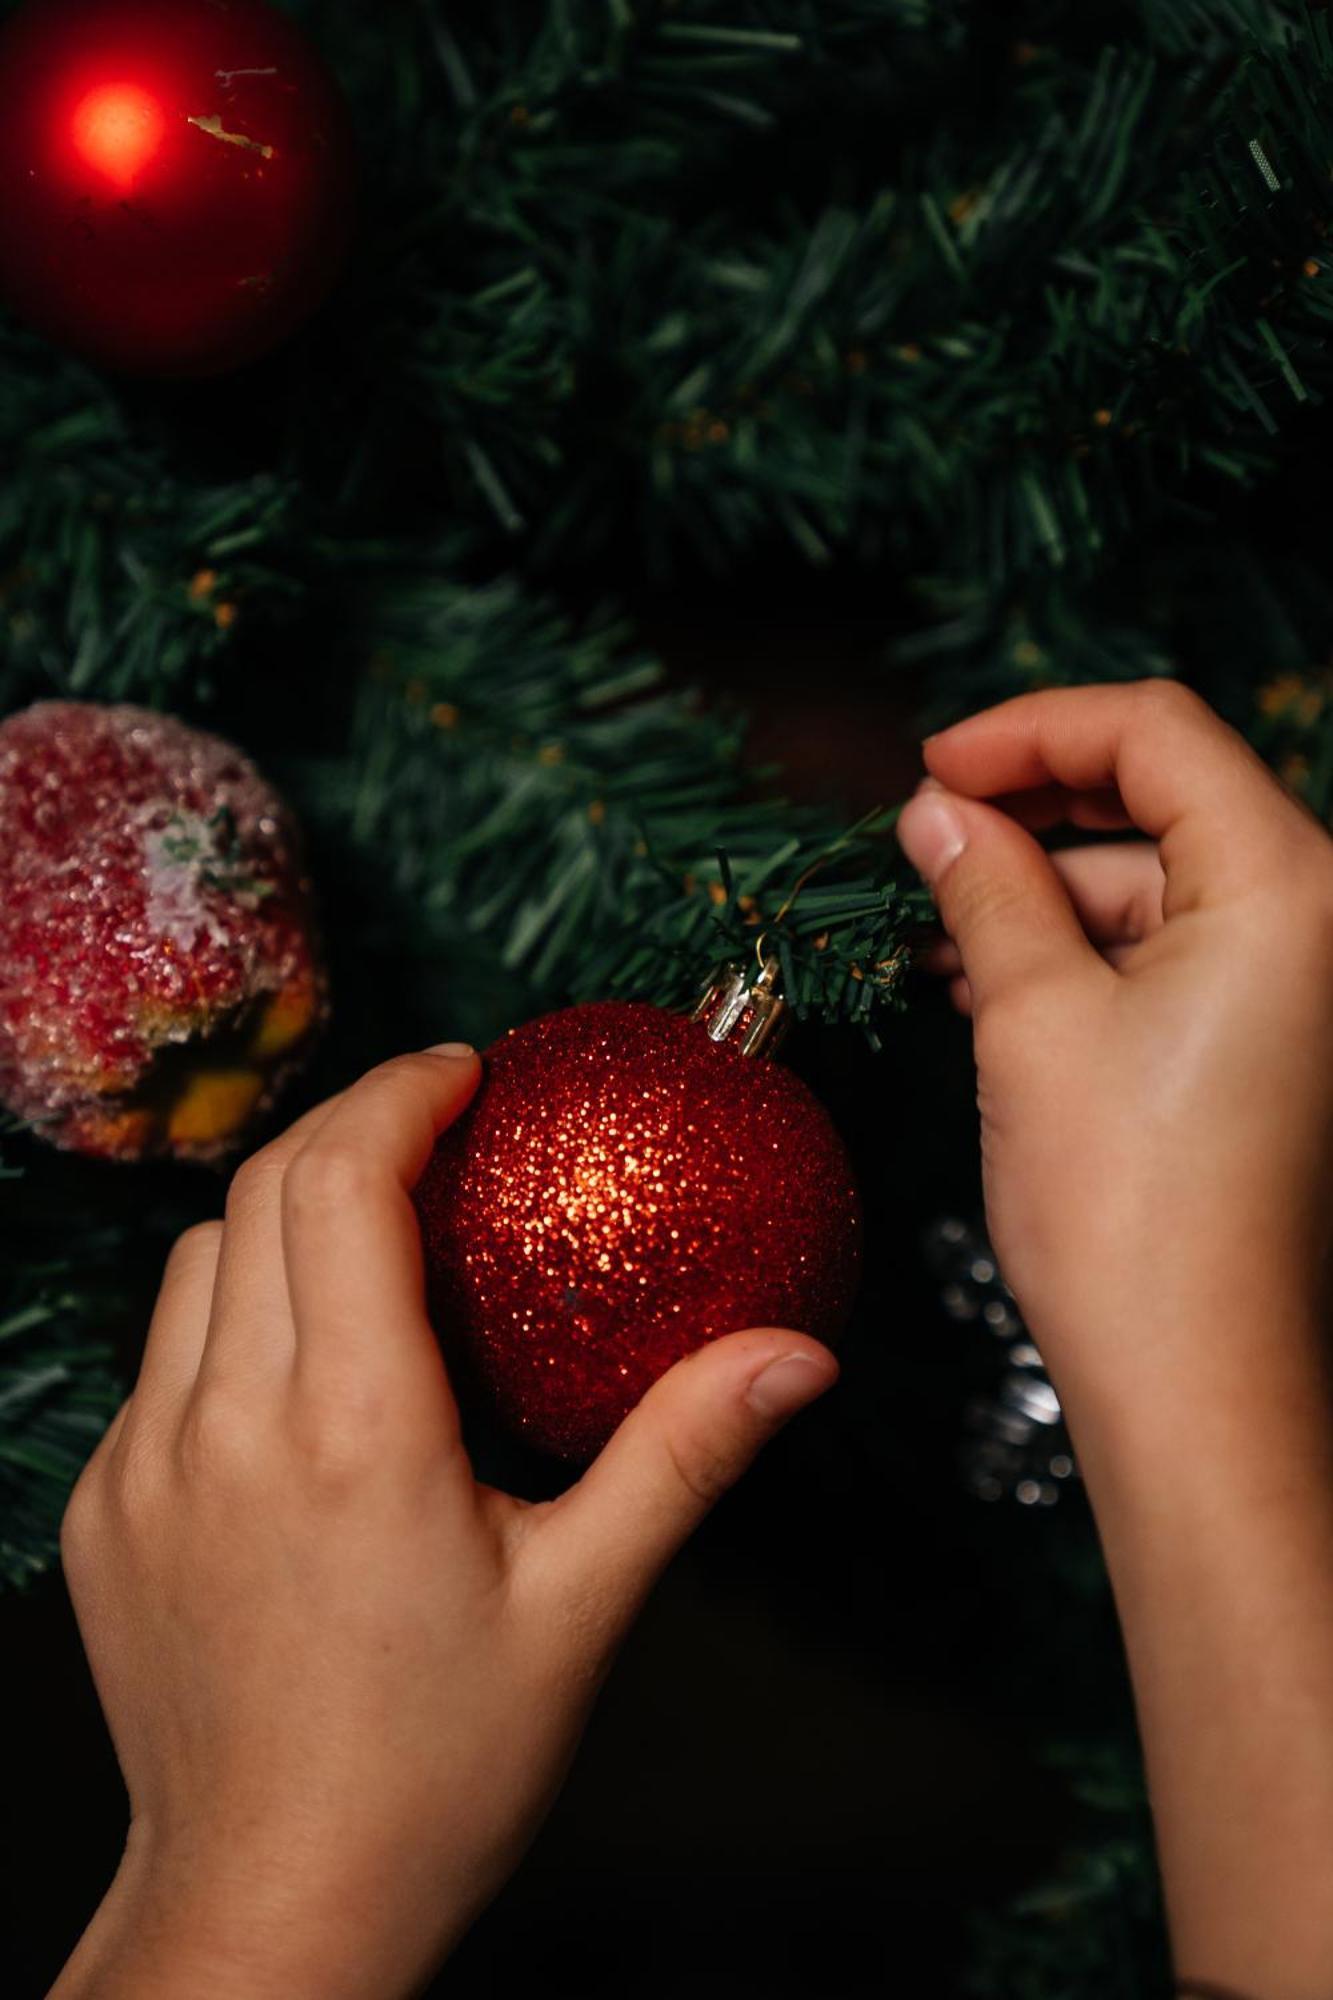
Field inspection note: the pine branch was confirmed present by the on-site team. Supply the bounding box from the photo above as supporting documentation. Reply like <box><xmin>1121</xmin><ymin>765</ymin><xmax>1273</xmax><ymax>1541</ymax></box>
<box><xmin>0</xmin><ymin>1289</ymin><xmax>120</xmax><ymax>1589</ymax></box>
<box><xmin>286</xmin><ymin>0</ymin><xmax>1333</xmax><ymax>584</ymax></box>
<box><xmin>7</xmin><ymin>2</ymin><xmax>1333</xmax><ymax>711</ymax></box>
<box><xmin>0</xmin><ymin>322</ymin><xmax>301</xmax><ymax>706</ymax></box>
<box><xmin>291</xmin><ymin>566</ymin><xmax>926</xmax><ymax>1034</ymax></box>
<box><xmin>966</xmin><ymin>1737</ymin><xmax>1167</xmax><ymax>2000</ymax></box>
<box><xmin>0</xmin><ymin>1126</ymin><xmax>123</xmax><ymax>1588</ymax></box>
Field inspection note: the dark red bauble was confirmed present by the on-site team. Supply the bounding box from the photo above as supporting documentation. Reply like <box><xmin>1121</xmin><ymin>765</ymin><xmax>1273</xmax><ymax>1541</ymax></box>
<box><xmin>414</xmin><ymin>1001</ymin><xmax>862</xmax><ymax>1462</ymax></box>
<box><xmin>0</xmin><ymin>0</ymin><xmax>355</xmax><ymax>375</ymax></box>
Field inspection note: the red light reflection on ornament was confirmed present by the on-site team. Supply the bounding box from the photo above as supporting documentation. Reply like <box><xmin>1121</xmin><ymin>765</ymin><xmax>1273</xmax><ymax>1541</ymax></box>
<box><xmin>71</xmin><ymin>82</ymin><xmax>165</xmax><ymax>189</ymax></box>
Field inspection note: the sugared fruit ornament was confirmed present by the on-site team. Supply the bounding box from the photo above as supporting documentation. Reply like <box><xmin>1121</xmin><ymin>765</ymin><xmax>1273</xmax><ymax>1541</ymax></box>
<box><xmin>0</xmin><ymin>701</ymin><xmax>324</xmax><ymax>1160</ymax></box>
<box><xmin>415</xmin><ymin>984</ymin><xmax>861</xmax><ymax>1461</ymax></box>
<box><xmin>0</xmin><ymin>0</ymin><xmax>355</xmax><ymax>376</ymax></box>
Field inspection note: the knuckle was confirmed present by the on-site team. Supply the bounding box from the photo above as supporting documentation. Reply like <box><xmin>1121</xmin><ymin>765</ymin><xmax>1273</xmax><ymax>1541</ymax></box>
<box><xmin>972</xmin><ymin>972</ymin><xmax>1067</xmax><ymax>1061</ymax></box>
<box><xmin>286</xmin><ymin>1373</ymin><xmax>392</xmax><ymax>1492</ymax></box>
<box><xmin>970</xmin><ymin>999</ymin><xmax>1017</xmax><ymax>1076</ymax></box>
<box><xmin>290</xmin><ymin>1406</ymin><xmax>374</xmax><ymax>1493</ymax></box>
<box><xmin>167</xmin><ymin>1219</ymin><xmax>224</xmax><ymax>1273</ymax></box>
<box><xmin>1133</xmin><ymin>677</ymin><xmax>1202</xmax><ymax>727</ymax></box>
<box><xmin>177</xmin><ymin>1388</ymin><xmax>260</xmax><ymax>1488</ymax></box>
<box><xmin>110</xmin><ymin>1434</ymin><xmax>167</xmax><ymax>1527</ymax></box>
<box><xmin>226</xmin><ymin>1150</ymin><xmax>285</xmax><ymax>1219</ymax></box>
<box><xmin>282</xmin><ymin>1140</ymin><xmax>372</xmax><ymax>1225</ymax></box>
<box><xmin>59</xmin><ymin>1462</ymin><xmax>103</xmax><ymax>1570</ymax></box>
<box><xmin>1127</xmin><ymin>878</ymin><xmax>1165</xmax><ymax>939</ymax></box>
<box><xmin>945</xmin><ymin>863</ymin><xmax>1026</xmax><ymax>940</ymax></box>
<box><xmin>661</xmin><ymin>1422</ymin><xmax>737</xmax><ymax>1512</ymax></box>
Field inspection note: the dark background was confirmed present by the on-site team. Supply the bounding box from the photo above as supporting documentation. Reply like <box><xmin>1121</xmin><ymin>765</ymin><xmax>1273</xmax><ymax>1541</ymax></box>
<box><xmin>0</xmin><ymin>609</ymin><xmax>1120</xmax><ymax>2000</ymax></box>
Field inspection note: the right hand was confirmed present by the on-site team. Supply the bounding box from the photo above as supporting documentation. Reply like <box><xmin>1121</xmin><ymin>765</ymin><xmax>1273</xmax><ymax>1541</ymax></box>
<box><xmin>897</xmin><ymin>679</ymin><xmax>1333</xmax><ymax>1421</ymax></box>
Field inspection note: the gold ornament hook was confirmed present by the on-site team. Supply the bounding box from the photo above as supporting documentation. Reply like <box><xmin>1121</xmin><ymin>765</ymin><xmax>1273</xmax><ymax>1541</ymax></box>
<box><xmin>691</xmin><ymin>953</ymin><xmax>788</xmax><ymax>1059</ymax></box>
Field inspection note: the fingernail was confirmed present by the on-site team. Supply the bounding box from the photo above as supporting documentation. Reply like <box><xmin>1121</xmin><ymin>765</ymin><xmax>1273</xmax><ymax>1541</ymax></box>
<box><xmin>746</xmin><ymin>1351</ymin><xmax>837</xmax><ymax>1421</ymax></box>
<box><xmin>897</xmin><ymin>792</ymin><xmax>967</xmax><ymax>886</ymax></box>
<box><xmin>427</xmin><ymin>1041</ymin><xmax>475</xmax><ymax>1059</ymax></box>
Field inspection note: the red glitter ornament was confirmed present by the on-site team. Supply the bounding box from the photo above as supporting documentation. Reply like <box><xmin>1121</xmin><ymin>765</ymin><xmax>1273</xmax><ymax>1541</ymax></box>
<box><xmin>0</xmin><ymin>0</ymin><xmax>355</xmax><ymax>376</ymax></box>
<box><xmin>0</xmin><ymin>701</ymin><xmax>324</xmax><ymax>1160</ymax></box>
<box><xmin>415</xmin><ymin>999</ymin><xmax>861</xmax><ymax>1462</ymax></box>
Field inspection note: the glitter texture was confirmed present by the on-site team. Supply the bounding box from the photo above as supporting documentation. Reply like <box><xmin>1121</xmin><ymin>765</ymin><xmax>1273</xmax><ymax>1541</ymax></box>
<box><xmin>415</xmin><ymin>1000</ymin><xmax>862</xmax><ymax>1461</ymax></box>
<box><xmin>0</xmin><ymin>701</ymin><xmax>323</xmax><ymax>1160</ymax></box>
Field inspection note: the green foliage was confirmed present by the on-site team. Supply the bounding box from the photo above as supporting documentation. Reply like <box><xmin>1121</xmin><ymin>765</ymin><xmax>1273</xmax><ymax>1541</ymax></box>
<box><xmin>0</xmin><ymin>1134</ymin><xmax>123</xmax><ymax>1588</ymax></box>
<box><xmin>307</xmin><ymin>567</ymin><xmax>924</xmax><ymax>1022</ymax></box>
<box><xmin>0</xmin><ymin>1291</ymin><xmax>120</xmax><ymax>1590</ymax></box>
<box><xmin>0</xmin><ymin>325</ymin><xmax>303</xmax><ymax>704</ymax></box>
<box><xmin>967</xmin><ymin>1774</ymin><xmax>1169</xmax><ymax>2000</ymax></box>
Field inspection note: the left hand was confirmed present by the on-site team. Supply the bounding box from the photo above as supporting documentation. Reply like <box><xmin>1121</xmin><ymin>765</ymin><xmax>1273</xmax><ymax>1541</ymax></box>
<box><xmin>53</xmin><ymin>1044</ymin><xmax>837</xmax><ymax>2000</ymax></box>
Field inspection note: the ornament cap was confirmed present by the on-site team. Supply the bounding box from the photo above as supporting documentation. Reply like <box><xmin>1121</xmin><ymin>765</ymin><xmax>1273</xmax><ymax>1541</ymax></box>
<box><xmin>691</xmin><ymin>958</ymin><xmax>789</xmax><ymax>1059</ymax></box>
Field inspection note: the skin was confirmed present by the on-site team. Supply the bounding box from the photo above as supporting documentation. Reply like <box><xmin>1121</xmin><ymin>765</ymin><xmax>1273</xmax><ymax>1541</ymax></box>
<box><xmin>51</xmin><ymin>1047</ymin><xmax>838</xmax><ymax>2000</ymax></box>
<box><xmin>50</xmin><ymin>677</ymin><xmax>1333</xmax><ymax>1999</ymax></box>
<box><xmin>897</xmin><ymin>680</ymin><xmax>1333</xmax><ymax>2000</ymax></box>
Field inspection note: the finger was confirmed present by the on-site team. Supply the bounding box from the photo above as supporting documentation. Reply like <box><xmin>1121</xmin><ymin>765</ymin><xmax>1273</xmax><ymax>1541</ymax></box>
<box><xmin>196</xmin><ymin>1089</ymin><xmax>348</xmax><ymax>1392</ymax></box>
<box><xmin>281</xmin><ymin>1046</ymin><xmax>480</xmax><ymax>1419</ymax></box>
<box><xmin>897</xmin><ymin>783</ymin><xmax>1106</xmax><ymax>1014</ymax></box>
<box><xmin>920</xmin><ymin>938</ymin><xmax>963</xmax><ymax>976</ymax></box>
<box><xmin>949</xmin><ymin>975</ymin><xmax>973</xmax><ymax>1016</ymax></box>
<box><xmin>130</xmin><ymin>1222</ymin><xmax>224</xmax><ymax>1420</ymax></box>
<box><xmin>921</xmin><ymin>846</ymin><xmax>1165</xmax><ymax>969</ymax></box>
<box><xmin>1049</xmin><ymin>843</ymin><xmax>1166</xmax><ymax>947</ymax></box>
<box><xmin>922</xmin><ymin>681</ymin><xmax>1300</xmax><ymax>912</ymax></box>
<box><xmin>526</xmin><ymin>1330</ymin><xmax>837</xmax><ymax>1645</ymax></box>
<box><xmin>991</xmin><ymin>784</ymin><xmax>1135</xmax><ymax>834</ymax></box>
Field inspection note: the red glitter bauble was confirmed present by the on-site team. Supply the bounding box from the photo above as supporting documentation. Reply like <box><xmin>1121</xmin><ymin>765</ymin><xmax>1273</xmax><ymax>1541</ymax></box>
<box><xmin>0</xmin><ymin>0</ymin><xmax>355</xmax><ymax>376</ymax></box>
<box><xmin>0</xmin><ymin>701</ymin><xmax>324</xmax><ymax>1160</ymax></box>
<box><xmin>415</xmin><ymin>1001</ymin><xmax>862</xmax><ymax>1462</ymax></box>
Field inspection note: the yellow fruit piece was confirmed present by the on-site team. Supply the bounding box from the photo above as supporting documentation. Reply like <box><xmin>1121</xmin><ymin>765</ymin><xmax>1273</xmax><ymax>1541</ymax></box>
<box><xmin>168</xmin><ymin>1069</ymin><xmax>265</xmax><ymax>1147</ymax></box>
<box><xmin>249</xmin><ymin>983</ymin><xmax>317</xmax><ymax>1060</ymax></box>
<box><xmin>77</xmin><ymin>1106</ymin><xmax>157</xmax><ymax>1158</ymax></box>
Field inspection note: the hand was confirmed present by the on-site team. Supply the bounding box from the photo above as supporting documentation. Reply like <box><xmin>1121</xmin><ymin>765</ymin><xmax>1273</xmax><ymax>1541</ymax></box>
<box><xmin>53</xmin><ymin>1046</ymin><xmax>836</xmax><ymax>2000</ymax></box>
<box><xmin>899</xmin><ymin>681</ymin><xmax>1333</xmax><ymax>2000</ymax></box>
<box><xmin>898</xmin><ymin>679</ymin><xmax>1333</xmax><ymax>1417</ymax></box>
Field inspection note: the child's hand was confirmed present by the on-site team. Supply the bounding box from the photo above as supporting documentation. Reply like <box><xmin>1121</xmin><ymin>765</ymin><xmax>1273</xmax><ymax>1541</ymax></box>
<box><xmin>901</xmin><ymin>681</ymin><xmax>1333</xmax><ymax>2000</ymax></box>
<box><xmin>899</xmin><ymin>679</ymin><xmax>1333</xmax><ymax>1421</ymax></box>
<box><xmin>53</xmin><ymin>1049</ymin><xmax>836</xmax><ymax>2000</ymax></box>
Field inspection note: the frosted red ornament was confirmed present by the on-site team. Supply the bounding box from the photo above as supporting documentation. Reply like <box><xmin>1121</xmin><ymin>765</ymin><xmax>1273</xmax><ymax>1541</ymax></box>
<box><xmin>0</xmin><ymin>701</ymin><xmax>324</xmax><ymax>1160</ymax></box>
<box><xmin>0</xmin><ymin>0</ymin><xmax>355</xmax><ymax>376</ymax></box>
<box><xmin>414</xmin><ymin>997</ymin><xmax>862</xmax><ymax>1462</ymax></box>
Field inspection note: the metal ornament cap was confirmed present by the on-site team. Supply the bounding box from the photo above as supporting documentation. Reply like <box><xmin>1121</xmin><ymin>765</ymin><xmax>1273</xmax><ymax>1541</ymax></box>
<box><xmin>692</xmin><ymin>957</ymin><xmax>790</xmax><ymax>1059</ymax></box>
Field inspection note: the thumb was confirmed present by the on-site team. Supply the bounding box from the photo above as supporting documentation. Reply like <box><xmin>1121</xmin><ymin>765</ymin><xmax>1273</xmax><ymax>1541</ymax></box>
<box><xmin>529</xmin><ymin>1330</ymin><xmax>838</xmax><ymax>1638</ymax></box>
<box><xmin>898</xmin><ymin>781</ymin><xmax>1099</xmax><ymax>1013</ymax></box>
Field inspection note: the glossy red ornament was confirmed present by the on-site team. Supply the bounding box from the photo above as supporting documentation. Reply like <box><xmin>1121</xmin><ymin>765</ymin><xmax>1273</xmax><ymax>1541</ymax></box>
<box><xmin>415</xmin><ymin>1001</ymin><xmax>862</xmax><ymax>1462</ymax></box>
<box><xmin>0</xmin><ymin>701</ymin><xmax>324</xmax><ymax>1160</ymax></box>
<box><xmin>0</xmin><ymin>0</ymin><xmax>355</xmax><ymax>376</ymax></box>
